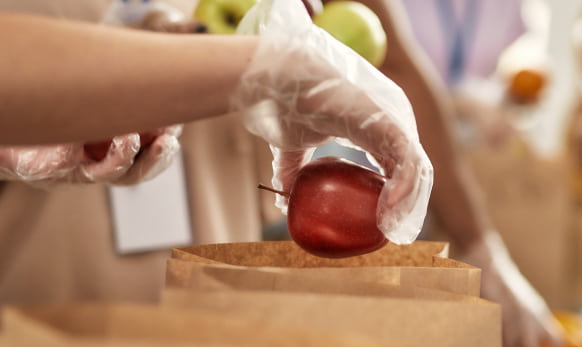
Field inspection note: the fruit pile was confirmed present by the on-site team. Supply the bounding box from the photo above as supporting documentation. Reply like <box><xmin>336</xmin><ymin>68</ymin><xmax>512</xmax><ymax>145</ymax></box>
<box><xmin>193</xmin><ymin>0</ymin><xmax>388</xmax><ymax>67</ymax></box>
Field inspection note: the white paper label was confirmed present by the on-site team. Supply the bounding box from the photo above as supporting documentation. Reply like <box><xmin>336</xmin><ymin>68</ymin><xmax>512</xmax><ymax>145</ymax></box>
<box><xmin>109</xmin><ymin>151</ymin><xmax>193</xmax><ymax>254</ymax></box>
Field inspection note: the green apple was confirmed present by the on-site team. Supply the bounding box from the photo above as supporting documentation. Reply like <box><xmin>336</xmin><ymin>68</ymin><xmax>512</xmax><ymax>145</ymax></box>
<box><xmin>313</xmin><ymin>1</ymin><xmax>387</xmax><ymax>67</ymax></box>
<box><xmin>194</xmin><ymin>0</ymin><xmax>257</xmax><ymax>34</ymax></box>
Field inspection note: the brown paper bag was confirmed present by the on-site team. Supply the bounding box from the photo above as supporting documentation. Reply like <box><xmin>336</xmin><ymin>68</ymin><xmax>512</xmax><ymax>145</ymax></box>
<box><xmin>162</xmin><ymin>288</ymin><xmax>502</xmax><ymax>347</ymax></box>
<box><xmin>167</xmin><ymin>240</ymin><xmax>481</xmax><ymax>296</ymax></box>
<box><xmin>0</xmin><ymin>306</ymin><xmax>195</xmax><ymax>347</ymax></box>
<box><xmin>462</xmin><ymin>146</ymin><xmax>572</xmax><ymax>308</ymax></box>
<box><xmin>0</xmin><ymin>303</ymin><xmax>384</xmax><ymax>347</ymax></box>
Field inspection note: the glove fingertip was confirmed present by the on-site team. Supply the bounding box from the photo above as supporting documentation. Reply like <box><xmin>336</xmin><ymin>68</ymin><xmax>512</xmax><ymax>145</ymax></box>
<box><xmin>107</xmin><ymin>138</ymin><xmax>139</xmax><ymax>162</ymax></box>
<box><xmin>141</xmin><ymin>134</ymin><xmax>180</xmax><ymax>159</ymax></box>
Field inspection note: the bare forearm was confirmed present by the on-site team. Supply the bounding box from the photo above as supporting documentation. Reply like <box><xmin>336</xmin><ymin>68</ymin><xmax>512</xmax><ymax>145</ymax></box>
<box><xmin>0</xmin><ymin>13</ymin><xmax>257</xmax><ymax>145</ymax></box>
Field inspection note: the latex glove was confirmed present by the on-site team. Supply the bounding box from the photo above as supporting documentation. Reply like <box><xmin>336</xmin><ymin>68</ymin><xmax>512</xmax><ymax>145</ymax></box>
<box><xmin>231</xmin><ymin>0</ymin><xmax>433</xmax><ymax>244</ymax></box>
<box><xmin>113</xmin><ymin>125</ymin><xmax>183</xmax><ymax>185</ymax></box>
<box><xmin>469</xmin><ymin>101</ymin><xmax>518</xmax><ymax>148</ymax></box>
<box><xmin>461</xmin><ymin>231</ymin><xmax>564</xmax><ymax>347</ymax></box>
<box><xmin>0</xmin><ymin>125</ymin><xmax>182</xmax><ymax>188</ymax></box>
<box><xmin>452</xmin><ymin>79</ymin><xmax>519</xmax><ymax>148</ymax></box>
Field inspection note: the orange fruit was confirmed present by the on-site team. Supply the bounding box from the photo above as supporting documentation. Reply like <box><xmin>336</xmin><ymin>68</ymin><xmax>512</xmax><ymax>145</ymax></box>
<box><xmin>507</xmin><ymin>68</ymin><xmax>547</xmax><ymax>105</ymax></box>
<box><xmin>540</xmin><ymin>311</ymin><xmax>582</xmax><ymax>347</ymax></box>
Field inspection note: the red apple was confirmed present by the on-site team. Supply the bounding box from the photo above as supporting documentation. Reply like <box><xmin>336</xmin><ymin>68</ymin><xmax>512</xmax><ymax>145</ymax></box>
<box><xmin>287</xmin><ymin>156</ymin><xmax>388</xmax><ymax>258</ymax></box>
<box><xmin>139</xmin><ymin>132</ymin><xmax>157</xmax><ymax>148</ymax></box>
<box><xmin>84</xmin><ymin>140</ymin><xmax>113</xmax><ymax>161</ymax></box>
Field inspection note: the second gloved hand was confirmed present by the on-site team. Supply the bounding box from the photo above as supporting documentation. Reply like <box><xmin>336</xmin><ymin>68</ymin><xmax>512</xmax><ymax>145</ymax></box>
<box><xmin>0</xmin><ymin>125</ymin><xmax>182</xmax><ymax>188</ymax></box>
<box><xmin>231</xmin><ymin>0</ymin><xmax>433</xmax><ymax>244</ymax></box>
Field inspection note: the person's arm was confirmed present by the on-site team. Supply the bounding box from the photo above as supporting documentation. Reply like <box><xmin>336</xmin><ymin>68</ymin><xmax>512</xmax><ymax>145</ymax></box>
<box><xmin>0</xmin><ymin>12</ymin><xmax>257</xmax><ymax>145</ymax></box>
<box><xmin>343</xmin><ymin>1</ymin><xmax>563</xmax><ymax>346</ymax></box>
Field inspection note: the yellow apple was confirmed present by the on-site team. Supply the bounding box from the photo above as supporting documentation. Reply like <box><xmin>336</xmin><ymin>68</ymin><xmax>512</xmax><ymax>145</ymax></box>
<box><xmin>313</xmin><ymin>1</ymin><xmax>387</xmax><ymax>67</ymax></box>
<box><xmin>194</xmin><ymin>0</ymin><xmax>257</xmax><ymax>34</ymax></box>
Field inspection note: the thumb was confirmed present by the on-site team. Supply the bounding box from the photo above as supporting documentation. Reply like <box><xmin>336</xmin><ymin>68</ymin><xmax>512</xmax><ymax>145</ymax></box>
<box><xmin>79</xmin><ymin>133</ymin><xmax>140</xmax><ymax>182</ymax></box>
<box><xmin>113</xmin><ymin>134</ymin><xmax>180</xmax><ymax>185</ymax></box>
<box><xmin>374</xmin><ymin>147</ymin><xmax>433</xmax><ymax>244</ymax></box>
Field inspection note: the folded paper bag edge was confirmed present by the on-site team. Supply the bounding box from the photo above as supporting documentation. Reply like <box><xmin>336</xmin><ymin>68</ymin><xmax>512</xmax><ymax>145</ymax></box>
<box><xmin>171</xmin><ymin>240</ymin><xmax>456</xmax><ymax>268</ymax></box>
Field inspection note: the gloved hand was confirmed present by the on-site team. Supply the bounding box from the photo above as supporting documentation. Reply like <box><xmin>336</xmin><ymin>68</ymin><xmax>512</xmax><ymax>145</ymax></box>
<box><xmin>461</xmin><ymin>99</ymin><xmax>518</xmax><ymax>148</ymax></box>
<box><xmin>452</xmin><ymin>78</ymin><xmax>520</xmax><ymax>148</ymax></box>
<box><xmin>231</xmin><ymin>0</ymin><xmax>433</xmax><ymax>244</ymax></box>
<box><xmin>113</xmin><ymin>125</ymin><xmax>183</xmax><ymax>185</ymax></box>
<box><xmin>0</xmin><ymin>125</ymin><xmax>182</xmax><ymax>188</ymax></box>
<box><xmin>461</xmin><ymin>231</ymin><xmax>564</xmax><ymax>347</ymax></box>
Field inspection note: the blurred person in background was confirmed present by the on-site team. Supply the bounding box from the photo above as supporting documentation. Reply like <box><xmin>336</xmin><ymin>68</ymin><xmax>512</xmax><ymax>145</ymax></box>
<box><xmin>344</xmin><ymin>0</ymin><xmax>561</xmax><ymax>346</ymax></box>
<box><xmin>401</xmin><ymin>0</ymin><xmax>537</xmax><ymax>146</ymax></box>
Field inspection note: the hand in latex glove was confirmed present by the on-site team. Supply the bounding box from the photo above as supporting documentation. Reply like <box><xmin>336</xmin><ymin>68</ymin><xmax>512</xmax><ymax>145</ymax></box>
<box><xmin>462</xmin><ymin>232</ymin><xmax>564</xmax><ymax>347</ymax></box>
<box><xmin>113</xmin><ymin>125</ymin><xmax>182</xmax><ymax>185</ymax></box>
<box><xmin>468</xmin><ymin>101</ymin><xmax>517</xmax><ymax>148</ymax></box>
<box><xmin>0</xmin><ymin>125</ymin><xmax>182</xmax><ymax>188</ymax></box>
<box><xmin>231</xmin><ymin>0</ymin><xmax>433</xmax><ymax>244</ymax></box>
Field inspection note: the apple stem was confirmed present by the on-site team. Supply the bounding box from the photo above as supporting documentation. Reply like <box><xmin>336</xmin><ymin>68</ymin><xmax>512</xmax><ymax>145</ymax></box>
<box><xmin>257</xmin><ymin>183</ymin><xmax>290</xmax><ymax>198</ymax></box>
